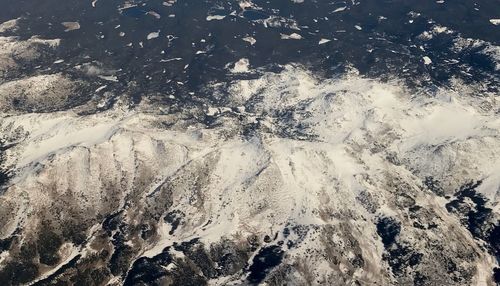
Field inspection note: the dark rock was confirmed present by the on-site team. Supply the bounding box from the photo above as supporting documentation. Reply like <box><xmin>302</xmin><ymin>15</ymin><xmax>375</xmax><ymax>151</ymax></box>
<box><xmin>247</xmin><ymin>245</ymin><xmax>284</xmax><ymax>284</ymax></box>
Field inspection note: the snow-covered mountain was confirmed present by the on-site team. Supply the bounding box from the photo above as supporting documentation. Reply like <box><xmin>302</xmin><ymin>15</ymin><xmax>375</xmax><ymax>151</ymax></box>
<box><xmin>0</xmin><ymin>0</ymin><xmax>499</xmax><ymax>285</ymax></box>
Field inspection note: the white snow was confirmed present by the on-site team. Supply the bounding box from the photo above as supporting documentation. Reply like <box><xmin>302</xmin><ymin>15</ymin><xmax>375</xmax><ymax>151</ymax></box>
<box><xmin>0</xmin><ymin>18</ymin><xmax>19</xmax><ymax>33</ymax></box>
<box><xmin>242</xmin><ymin>36</ymin><xmax>257</xmax><ymax>45</ymax></box>
<box><xmin>147</xmin><ymin>30</ymin><xmax>160</xmax><ymax>40</ymax></box>
<box><xmin>490</xmin><ymin>19</ymin><xmax>500</xmax><ymax>25</ymax></box>
<box><xmin>61</xmin><ymin>22</ymin><xmax>80</xmax><ymax>32</ymax></box>
<box><xmin>206</xmin><ymin>15</ymin><xmax>226</xmax><ymax>21</ymax></box>
<box><xmin>423</xmin><ymin>56</ymin><xmax>432</xmax><ymax>65</ymax></box>
<box><xmin>1</xmin><ymin>64</ymin><xmax>498</xmax><ymax>284</ymax></box>
<box><xmin>319</xmin><ymin>38</ymin><xmax>331</xmax><ymax>45</ymax></box>
<box><xmin>332</xmin><ymin>6</ymin><xmax>347</xmax><ymax>13</ymax></box>
<box><xmin>280</xmin><ymin>33</ymin><xmax>302</xmax><ymax>40</ymax></box>
<box><xmin>98</xmin><ymin>75</ymin><xmax>119</xmax><ymax>82</ymax></box>
<box><xmin>231</xmin><ymin>58</ymin><xmax>250</xmax><ymax>73</ymax></box>
<box><xmin>3</xmin><ymin>113</ymin><xmax>123</xmax><ymax>167</ymax></box>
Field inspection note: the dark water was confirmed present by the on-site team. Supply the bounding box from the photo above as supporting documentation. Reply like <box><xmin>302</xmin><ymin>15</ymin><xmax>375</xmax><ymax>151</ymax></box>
<box><xmin>242</xmin><ymin>9</ymin><xmax>269</xmax><ymax>20</ymax></box>
<box><xmin>121</xmin><ymin>6</ymin><xmax>148</xmax><ymax>18</ymax></box>
<box><xmin>0</xmin><ymin>0</ymin><xmax>498</xmax><ymax>109</ymax></box>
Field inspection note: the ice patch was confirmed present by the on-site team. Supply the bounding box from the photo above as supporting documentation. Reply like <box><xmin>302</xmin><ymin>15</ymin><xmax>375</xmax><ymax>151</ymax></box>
<box><xmin>206</xmin><ymin>15</ymin><xmax>226</xmax><ymax>21</ymax></box>
<box><xmin>147</xmin><ymin>30</ymin><xmax>160</xmax><ymax>40</ymax></box>
<box><xmin>61</xmin><ymin>22</ymin><xmax>80</xmax><ymax>32</ymax></box>
<box><xmin>281</xmin><ymin>33</ymin><xmax>302</xmax><ymax>40</ymax></box>
<box><xmin>490</xmin><ymin>19</ymin><xmax>500</xmax><ymax>26</ymax></box>
<box><xmin>332</xmin><ymin>7</ymin><xmax>347</xmax><ymax>13</ymax></box>
<box><xmin>423</xmin><ymin>56</ymin><xmax>432</xmax><ymax>65</ymax></box>
<box><xmin>147</xmin><ymin>11</ymin><xmax>161</xmax><ymax>19</ymax></box>
<box><xmin>319</xmin><ymin>38</ymin><xmax>331</xmax><ymax>45</ymax></box>
<box><xmin>98</xmin><ymin>75</ymin><xmax>119</xmax><ymax>82</ymax></box>
<box><xmin>243</xmin><ymin>36</ymin><xmax>257</xmax><ymax>45</ymax></box>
